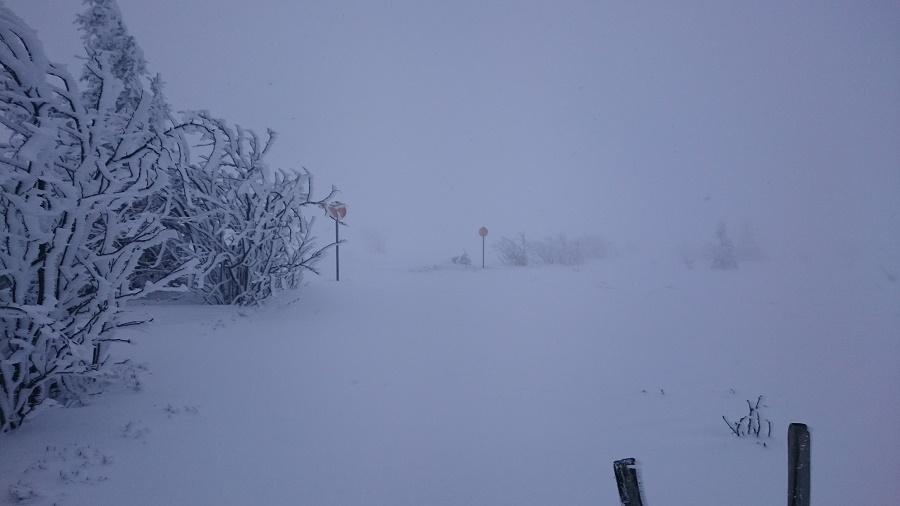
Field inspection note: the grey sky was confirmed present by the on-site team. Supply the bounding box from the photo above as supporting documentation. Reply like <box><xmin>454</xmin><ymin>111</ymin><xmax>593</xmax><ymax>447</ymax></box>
<box><xmin>8</xmin><ymin>0</ymin><xmax>900</xmax><ymax>264</ymax></box>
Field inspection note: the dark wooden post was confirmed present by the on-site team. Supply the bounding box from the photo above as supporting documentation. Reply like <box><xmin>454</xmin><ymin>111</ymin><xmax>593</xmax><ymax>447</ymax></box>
<box><xmin>613</xmin><ymin>458</ymin><xmax>644</xmax><ymax>506</ymax></box>
<box><xmin>787</xmin><ymin>423</ymin><xmax>811</xmax><ymax>506</ymax></box>
<box><xmin>91</xmin><ymin>343</ymin><xmax>101</xmax><ymax>367</ymax></box>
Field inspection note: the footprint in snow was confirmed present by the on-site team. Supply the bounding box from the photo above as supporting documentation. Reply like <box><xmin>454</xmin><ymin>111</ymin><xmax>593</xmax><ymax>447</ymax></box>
<box><xmin>11</xmin><ymin>444</ymin><xmax>114</xmax><ymax>504</ymax></box>
<box><xmin>122</xmin><ymin>421</ymin><xmax>150</xmax><ymax>441</ymax></box>
<box><xmin>163</xmin><ymin>404</ymin><xmax>200</xmax><ymax>417</ymax></box>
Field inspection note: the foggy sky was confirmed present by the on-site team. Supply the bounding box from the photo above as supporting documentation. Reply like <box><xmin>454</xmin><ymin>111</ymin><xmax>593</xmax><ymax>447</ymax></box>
<box><xmin>8</xmin><ymin>0</ymin><xmax>900</xmax><ymax>264</ymax></box>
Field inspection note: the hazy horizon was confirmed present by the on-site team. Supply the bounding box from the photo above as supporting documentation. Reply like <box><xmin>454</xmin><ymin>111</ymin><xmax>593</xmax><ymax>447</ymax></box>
<box><xmin>8</xmin><ymin>0</ymin><xmax>899</xmax><ymax>265</ymax></box>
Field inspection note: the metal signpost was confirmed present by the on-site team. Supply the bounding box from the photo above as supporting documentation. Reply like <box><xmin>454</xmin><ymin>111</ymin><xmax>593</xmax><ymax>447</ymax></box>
<box><xmin>479</xmin><ymin>226</ymin><xmax>488</xmax><ymax>268</ymax></box>
<box><xmin>326</xmin><ymin>202</ymin><xmax>348</xmax><ymax>281</ymax></box>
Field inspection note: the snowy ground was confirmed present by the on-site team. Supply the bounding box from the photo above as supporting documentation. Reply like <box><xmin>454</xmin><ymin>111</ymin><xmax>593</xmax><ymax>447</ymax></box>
<box><xmin>1</xmin><ymin>254</ymin><xmax>898</xmax><ymax>505</ymax></box>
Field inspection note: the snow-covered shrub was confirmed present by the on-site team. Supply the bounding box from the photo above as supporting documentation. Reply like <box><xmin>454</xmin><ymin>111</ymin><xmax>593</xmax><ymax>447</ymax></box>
<box><xmin>164</xmin><ymin>112</ymin><xmax>337</xmax><ymax>305</ymax></box>
<box><xmin>710</xmin><ymin>222</ymin><xmax>738</xmax><ymax>270</ymax></box>
<box><xmin>451</xmin><ymin>252</ymin><xmax>472</xmax><ymax>266</ymax></box>
<box><xmin>528</xmin><ymin>235</ymin><xmax>578</xmax><ymax>265</ymax></box>
<box><xmin>528</xmin><ymin>234</ymin><xmax>608</xmax><ymax>266</ymax></box>
<box><xmin>71</xmin><ymin>0</ymin><xmax>337</xmax><ymax>306</ymax></box>
<box><xmin>0</xmin><ymin>8</ymin><xmax>193</xmax><ymax>432</ymax></box>
<box><xmin>494</xmin><ymin>234</ymin><xmax>529</xmax><ymax>266</ymax></box>
<box><xmin>495</xmin><ymin>233</ymin><xmax>608</xmax><ymax>267</ymax></box>
<box><xmin>722</xmin><ymin>395</ymin><xmax>772</xmax><ymax>440</ymax></box>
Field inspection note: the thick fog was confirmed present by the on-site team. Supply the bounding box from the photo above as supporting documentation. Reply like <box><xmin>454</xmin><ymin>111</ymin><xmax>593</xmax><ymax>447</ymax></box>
<box><xmin>11</xmin><ymin>0</ymin><xmax>898</xmax><ymax>265</ymax></box>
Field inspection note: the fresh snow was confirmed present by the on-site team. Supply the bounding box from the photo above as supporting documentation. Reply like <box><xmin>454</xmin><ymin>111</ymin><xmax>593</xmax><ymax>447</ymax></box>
<box><xmin>1</xmin><ymin>254</ymin><xmax>898</xmax><ymax>505</ymax></box>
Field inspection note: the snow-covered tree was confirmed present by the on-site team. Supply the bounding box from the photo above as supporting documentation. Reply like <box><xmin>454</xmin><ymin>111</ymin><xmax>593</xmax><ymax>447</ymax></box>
<box><xmin>711</xmin><ymin>222</ymin><xmax>738</xmax><ymax>270</ymax></box>
<box><xmin>0</xmin><ymin>7</ymin><xmax>194</xmax><ymax>431</ymax></box>
<box><xmin>76</xmin><ymin>0</ymin><xmax>181</xmax><ymax>289</ymax></box>
<box><xmin>495</xmin><ymin>234</ymin><xmax>529</xmax><ymax>266</ymax></box>
<box><xmin>164</xmin><ymin>112</ymin><xmax>337</xmax><ymax>305</ymax></box>
<box><xmin>75</xmin><ymin>0</ymin><xmax>148</xmax><ymax>113</ymax></box>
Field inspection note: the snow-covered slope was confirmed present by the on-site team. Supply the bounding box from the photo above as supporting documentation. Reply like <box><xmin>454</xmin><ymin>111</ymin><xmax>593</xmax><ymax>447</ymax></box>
<box><xmin>1</xmin><ymin>255</ymin><xmax>897</xmax><ymax>505</ymax></box>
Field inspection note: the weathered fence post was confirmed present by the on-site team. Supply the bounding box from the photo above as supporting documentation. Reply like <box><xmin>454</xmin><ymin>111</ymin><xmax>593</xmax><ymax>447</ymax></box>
<box><xmin>613</xmin><ymin>458</ymin><xmax>645</xmax><ymax>506</ymax></box>
<box><xmin>91</xmin><ymin>343</ymin><xmax>101</xmax><ymax>367</ymax></box>
<box><xmin>787</xmin><ymin>423</ymin><xmax>811</xmax><ymax>506</ymax></box>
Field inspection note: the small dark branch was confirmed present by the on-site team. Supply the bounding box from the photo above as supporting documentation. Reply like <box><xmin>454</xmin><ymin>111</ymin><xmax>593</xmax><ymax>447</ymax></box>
<box><xmin>754</xmin><ymin>405</ymin><xmax>762</xmax><ymax>437</ymax></box>
<box><xmin>725</xmin><ymin>394</ymin><xmax>772</xmax><ymax>439</ymax></box>
<box><xmin>722</xmin><ymin>416</ymin><xmax>741</xmax><ymax>437</ymax></box>
<box><xmin>115</xmin><ymin>319</ymin><xmax>152</xmax><ymax>328</ymax></box>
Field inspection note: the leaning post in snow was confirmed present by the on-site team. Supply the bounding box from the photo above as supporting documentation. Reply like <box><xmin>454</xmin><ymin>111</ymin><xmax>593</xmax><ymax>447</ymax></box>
<box><xmin>613</xmin><ymin>458</ymin><xmax>644</xmax><ymax>506</ymax></box>
<box><xmin>479</xmin><ymin>226</ymin><xmax>488</xmax><ymax>268</ymax></box>
<box><xmin>787</xmin><ymin>423</ymin><xmax>811</xmax><ymax>506</ymax></box>
<box><xmin>327</xmin><ymin>202</ymin><xmax>348</xmax><ymax>281</ymax></box>
<box><xmin>92</xmin><ymin>343</ymin><xmax>101</xmax><ymax>368</ymax></box>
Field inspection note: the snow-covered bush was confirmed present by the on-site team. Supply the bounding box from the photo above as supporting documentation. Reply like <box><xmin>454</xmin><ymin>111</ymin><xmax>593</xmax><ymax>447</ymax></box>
<box><xmin>164</xmin><ymin>112</ymin><xmax>337</xmax><ymax>305</ymax></box>
<box><xmin>710</xmin><ymin>222</ymin><xmax>738</xmax><ymax>270</ymax></box>
<box><xmin>528</xmin><ymin>235</ymin><xmax>576</xmax><ymax>265</ymax></box>
<box><xmin>0</xmin><ymin>7</ymin><xmax>193</xmax><ymax>431</ymax></box>
<box><xmin>722</xmin><ymin>395</ymin><xmax>772</xmax><ymax>441</ymax></box>
<box><xmin>73</xmin><ymin>1</ymin><xmax>336</xmax><ymax>304</ymax></box>
<box><xmin>451</xmin><ymin>252</ymin><xmax>472</xmax><ymax>266</ymax></box>
<box><xmin>528</xmin><ymin>234</ymin><xmax>608</xmax><ymax>266</ymax></box>
<box><xmin>0</xmin><ymin>0</ymin><xmax>339</xmax><ymax>431</ymax></box>
<box><xmin>494</xmin><ymin>234</ymin><xmax>529</xmax><ymax>266</ymax></box>
<box><xmin>495</xmin><ymin>233</ymin><xmax>608</xmax><ymax>267</ymax></box>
